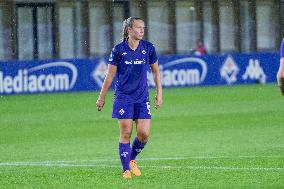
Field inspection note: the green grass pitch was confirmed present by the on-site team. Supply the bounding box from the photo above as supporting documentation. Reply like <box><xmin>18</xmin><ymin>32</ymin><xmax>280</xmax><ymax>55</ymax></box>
<box><xmin>0</xmin><ymin>84</ymin><xmax>284</xmax><ymax>188</ymax></box>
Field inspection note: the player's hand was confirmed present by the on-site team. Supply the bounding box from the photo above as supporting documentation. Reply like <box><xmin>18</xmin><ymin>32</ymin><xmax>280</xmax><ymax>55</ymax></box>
<box><xmin>96</xmin><ymin>98</ymin><xmax>105</xmax><ymax>111</ymax></box>
<box><xmin>154</xmin><ymin>94</ymin><xmax>163</xmax><ymax>109</ymax></box>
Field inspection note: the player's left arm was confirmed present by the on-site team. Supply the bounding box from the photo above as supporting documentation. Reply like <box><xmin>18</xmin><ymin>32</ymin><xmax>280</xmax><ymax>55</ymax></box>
<box><xmin>277</xmin><ymin>57</ymin><xmax>284</xmax><ymax>95</ymax></box>
<box><xmin>150</xmin><ymin>62</ymin><xmax>163</xmax><ymax>109</ymax></box>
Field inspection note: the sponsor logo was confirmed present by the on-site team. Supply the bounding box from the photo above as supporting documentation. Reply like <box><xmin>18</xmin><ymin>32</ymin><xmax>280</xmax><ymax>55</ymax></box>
<box><xmin>134</xmin><ymin>59</ymin><xmax>145</xmax><ymax>64</ymax></box>
<box><xmin>220</xmin><ymin>55</ymin><xmax>239</xmax><ymax>84</ymax></box>
<box><xmin>242</xmin><ymin>59</ymin><xmax>266</xmax><ymax>84</ymax></box>
<box><xmin>148</xmin><ymin>57</ymin><xmax>207</xmax><ymax>87</ymax></box>
<box><xmin>0</xmin><ymin>62</ymin><xmax>77</xmax><ymax>94</ymax></box>
<box><xmin>92</xmin><ymin>59</ymin><xmax>108</xmax><ymax>87</ymax></box>
<box><xmin>125</xmin><ymin>60</ymin><xmax>132</xmax><ymax>65</ymax></box>
<box><xmin>142</xmin><ymin>50</ymin><xmax>146</xmax><ymax>54</ymax></box>
<box><xmin>124</xmin><ymin>59</ymin><xmax>145</xmax><ymax>65</ymax></box>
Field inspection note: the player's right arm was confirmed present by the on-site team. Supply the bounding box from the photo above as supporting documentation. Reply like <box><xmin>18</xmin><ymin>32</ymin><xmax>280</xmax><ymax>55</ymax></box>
<box><xmin>96</xmin><ymin>64</ymin><xmax>117</xmax><ymax>111</ymax></box>
<box><xmin>277</xmin><ymin>39</ymin><xmax>284</xmax><ymax>95</ymax></box>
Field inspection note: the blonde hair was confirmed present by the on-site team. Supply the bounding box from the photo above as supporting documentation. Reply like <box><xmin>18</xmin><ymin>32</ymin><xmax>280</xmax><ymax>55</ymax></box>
<box><xmin>122</xmin><ymin>17</ymin><xmax>143</xmax><ymax>41</ymax></box>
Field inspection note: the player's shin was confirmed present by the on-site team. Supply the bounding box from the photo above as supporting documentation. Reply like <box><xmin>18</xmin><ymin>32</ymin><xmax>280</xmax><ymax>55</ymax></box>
<box><xmin>130</xmin><ymin>137</ymin><xmax>146</xmax><ymax>160</ymax></box>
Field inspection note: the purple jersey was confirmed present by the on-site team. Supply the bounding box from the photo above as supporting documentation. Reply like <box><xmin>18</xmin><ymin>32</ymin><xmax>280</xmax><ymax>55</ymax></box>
<box><xmin>108</xmin><ymin>40</ymin><xmax>157</xmax><ymax>103</ymax></box>
<box><xmin>281</xmin><ymin>38</ymin><xmax>284</xmax><ymax>58</ymax></box>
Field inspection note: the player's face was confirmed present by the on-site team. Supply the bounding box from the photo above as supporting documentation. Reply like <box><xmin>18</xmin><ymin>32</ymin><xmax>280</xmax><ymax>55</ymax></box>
<box><xmin>129</xmin><ymin>20</ymin><xmax>145</xmax><ymax>40</ymax></box>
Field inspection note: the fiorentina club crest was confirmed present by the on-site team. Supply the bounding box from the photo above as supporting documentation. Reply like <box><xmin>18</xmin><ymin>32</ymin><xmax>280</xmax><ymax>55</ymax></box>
<box><xmin>220</xmin><ymin>55</ymin><xmax>239</xmax><ymax>84</ymax></box>
<box><xmin>91</xmin><ymin>59</ymin><xmax>108</xmax><ymax>87</ymax></box>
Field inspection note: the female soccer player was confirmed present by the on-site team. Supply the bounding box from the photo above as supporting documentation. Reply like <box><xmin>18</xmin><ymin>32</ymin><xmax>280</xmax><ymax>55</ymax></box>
<box><xmin>277</xmin><ymin>38</ymin><xmax>284</xmax><ymax>95</ymax></box>
<box><xmin>96</xmin><ymin>17</ymin><xmax>163</xmax><ymax>179</ymax></box>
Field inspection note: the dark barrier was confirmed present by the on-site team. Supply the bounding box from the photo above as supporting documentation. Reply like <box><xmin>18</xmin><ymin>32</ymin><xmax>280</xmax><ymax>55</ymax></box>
<box><xmin>0</xmin><ymin>53</ymin><xmax>279</xmax><ymax>95</ymax></box>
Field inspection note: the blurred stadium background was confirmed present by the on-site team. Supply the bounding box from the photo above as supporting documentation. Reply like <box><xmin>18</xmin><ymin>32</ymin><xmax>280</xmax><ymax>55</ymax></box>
<box><xmin>1</xmin><ymin>0</ymin><xmax>284</xmax><ymax>188</ymax></box>
<box><xmin>0</xmin><ymin>0</ymin><xmax>283</xmax><ymax>59</ymax></box>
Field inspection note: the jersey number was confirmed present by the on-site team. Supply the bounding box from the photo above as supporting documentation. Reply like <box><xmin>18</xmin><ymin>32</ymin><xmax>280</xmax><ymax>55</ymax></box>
<box><xmin>146</xmin><ymin>102</ymin><xmax>151</xmax><ymax>115</ymax></box>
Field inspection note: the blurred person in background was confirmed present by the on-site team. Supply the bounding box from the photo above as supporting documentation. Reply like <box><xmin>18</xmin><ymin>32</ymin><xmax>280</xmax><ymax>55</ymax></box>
<box><xmin>96</xmin><ymin>17</ymin><xmax>163</xmax><ymax>179</ymax></box>
<box><xmin>277</xmin><ymin>38</ymin><xmax>284</xmax><ymax>95</ymax></box>
<box><xmin>193</xmin><ymin>39</ymin><xmax>207</xmax><ymax>56</ymax></box>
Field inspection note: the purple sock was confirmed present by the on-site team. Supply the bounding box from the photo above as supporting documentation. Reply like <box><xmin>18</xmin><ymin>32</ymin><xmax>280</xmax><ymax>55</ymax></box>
<box><xmin>130</xmin><ymin>137</ymin><xmax>146</xmax><ymax>160</ymax></box>
<box><xmin>119</xmin><ymin>143</ymin><xmax>131</xmax><ymax>171</ymax></box>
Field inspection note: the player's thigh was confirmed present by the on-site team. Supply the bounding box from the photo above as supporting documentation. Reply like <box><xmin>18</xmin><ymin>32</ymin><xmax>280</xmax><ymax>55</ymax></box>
<box><xmin>118</xmin><ymin>119</ymin><xmax>133</xmax><ymax>134</ymax></box>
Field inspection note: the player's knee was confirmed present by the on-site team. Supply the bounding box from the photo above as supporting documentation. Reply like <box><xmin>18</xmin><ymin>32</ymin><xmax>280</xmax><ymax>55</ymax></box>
<box><xmin>120</xmin><ymin>131</ymin><xmax>132</xmax><ymax>142</ymax></box>
<box><xmin>137</xmin><ymin>132</ymin><xmax>149</xmax><ymax>143</ymax></box>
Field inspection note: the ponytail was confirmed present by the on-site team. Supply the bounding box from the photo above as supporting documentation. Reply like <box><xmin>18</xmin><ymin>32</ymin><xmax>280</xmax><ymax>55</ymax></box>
<box><xmin>122</xmin><ymin>19</ymin><xmax>130</xmax><ymax>41</ymax></box>
<box><xmin>121</xmin><ymin>17</ymin><xmax>143</xmax><ymax>41</ymax></box>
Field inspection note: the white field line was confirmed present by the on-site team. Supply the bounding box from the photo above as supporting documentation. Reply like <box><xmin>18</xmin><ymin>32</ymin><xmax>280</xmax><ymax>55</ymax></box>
<box><xmin>0</xmin><ymin>157</ymin><xmax>188</xmax><ymax>165</ymax></box>
<box><xmin>143</xmin><ymin>165</ymin><xmax>284</xmax><ymax>171</ymax></box>
<box><xmin>0</xmin><ymin>156</ymin><xmax>284</xmax><ymax>171</ymax></box>
<box><xmin>0</xmin><ymin>162</ymin><xmax>119</xmax><ymax>167</ymax></box>
<box><xmin>1</xmin><ymin>155</ymin><xmax>283</xmax><ymax>165</ymax></box>
<box><xmin>0</xmin><ymin>162</ymin><xmax>283</xmax><ymax>172</ymax></box>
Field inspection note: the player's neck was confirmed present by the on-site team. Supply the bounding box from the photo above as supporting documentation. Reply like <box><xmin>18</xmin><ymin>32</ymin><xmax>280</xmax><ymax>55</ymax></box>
<box><xmin>127</xmin><ymin>38</ymin><xmax>140</xmax><ymax>51</ymax></box>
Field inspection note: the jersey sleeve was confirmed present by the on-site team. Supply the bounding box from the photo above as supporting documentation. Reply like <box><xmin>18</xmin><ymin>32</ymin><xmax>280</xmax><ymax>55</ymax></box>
<box><xmin>108</xmin><ymin>47</ymin><xmax>120</xmax><ymax>66</ymax></box>
<box><xmin>281</xmin><ymin>38</ymin><xmax>284</xmax><ymax>58</ymax></box>
<box><xmin>149</xmin><ymin>44</ymin><xmax>158</xmax><ymax>65</ymax></box>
